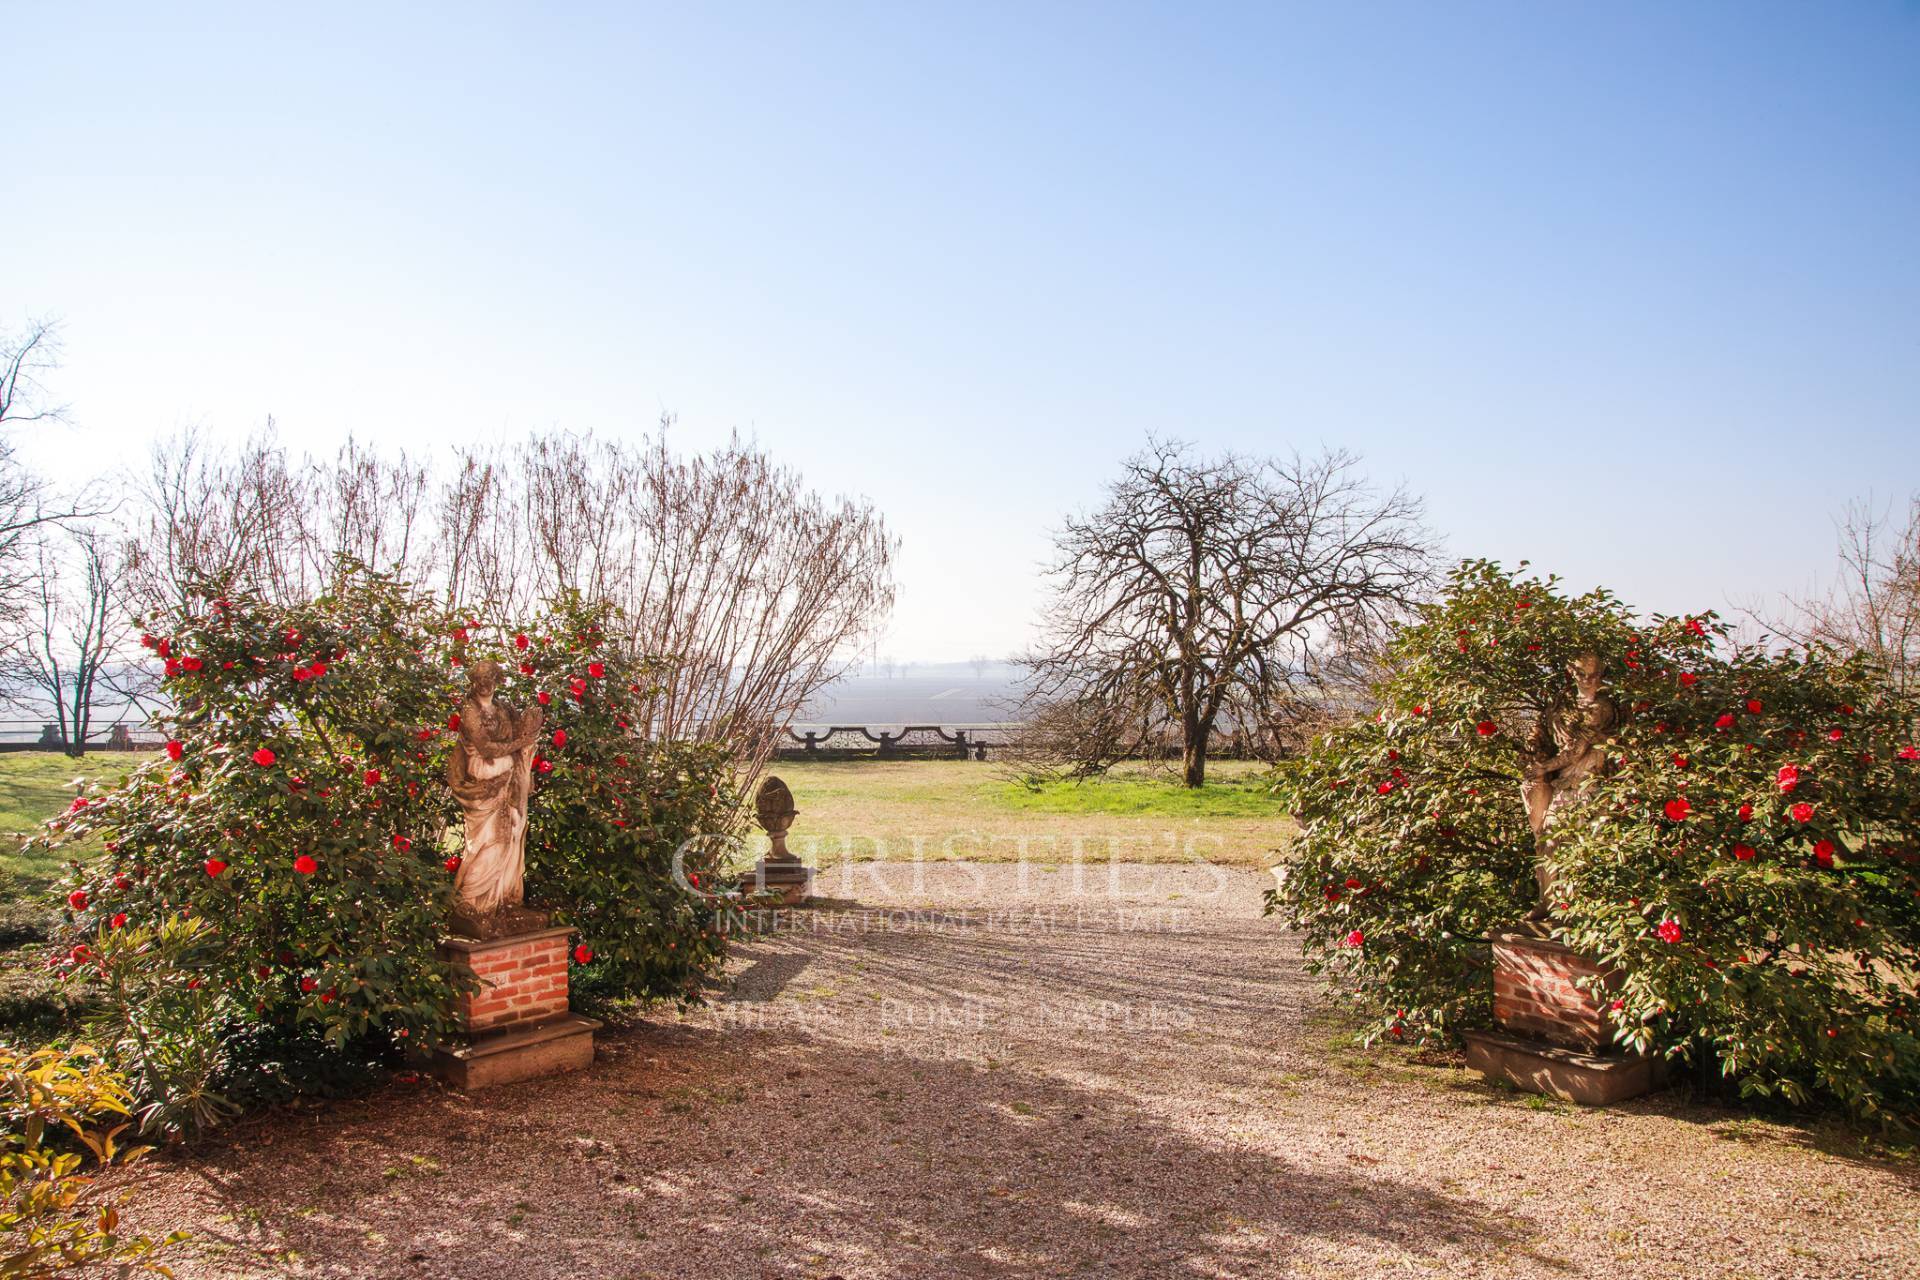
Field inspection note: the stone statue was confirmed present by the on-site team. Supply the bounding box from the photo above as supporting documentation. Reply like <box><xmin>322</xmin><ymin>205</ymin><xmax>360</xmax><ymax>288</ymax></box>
<box><xmin>447</xmin><ymin>660</ymin><xmax>545</xmax><ymax>935</ymax></box>
<box><xmin>1519</xmin><ymin>653</ymin><xmax>1618</xmax><ymax>920</ymax></box>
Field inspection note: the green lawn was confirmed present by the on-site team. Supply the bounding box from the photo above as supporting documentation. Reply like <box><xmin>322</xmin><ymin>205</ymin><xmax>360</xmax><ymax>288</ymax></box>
<box><xmin>0</xmin><ymin>751</ymin><xmax>152</xmax><ymax>892</ymax></box>
<box><xmin>0</xmin><ymin>751</ymin><xmax>1293</xmax><ymax>899</ymax></box>
<box><xmin>766</xmin><ymin>758</ymin><xmax>1292</xmax><ymax>867</ymax></box>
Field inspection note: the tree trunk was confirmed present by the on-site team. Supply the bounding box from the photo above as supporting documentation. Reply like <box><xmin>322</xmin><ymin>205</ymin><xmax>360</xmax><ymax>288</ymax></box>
<box><xmin>1182</xmin><ymin>711</ymin><xmax>1208</xmax><ymax>788</ymax></box>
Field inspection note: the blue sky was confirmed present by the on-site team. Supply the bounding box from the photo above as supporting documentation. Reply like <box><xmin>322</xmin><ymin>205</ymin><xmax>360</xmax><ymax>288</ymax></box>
<box><xmin>8</xmin><ymin>2</ymin><xmax>1917</xmax><ymax>660</ymax></box>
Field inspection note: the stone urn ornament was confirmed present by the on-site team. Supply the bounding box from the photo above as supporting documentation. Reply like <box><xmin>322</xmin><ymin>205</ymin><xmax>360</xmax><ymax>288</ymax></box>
<box><xmin>747</xmin><ymin>775</ymin><xmax>813</xmax><ymax>904</ymax></box>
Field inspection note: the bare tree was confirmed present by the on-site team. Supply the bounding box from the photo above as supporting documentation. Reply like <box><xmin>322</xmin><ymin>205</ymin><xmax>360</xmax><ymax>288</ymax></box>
<box><xmin>125</xmin><ymin>422</ymin><xmax>897</xmax><ymax>787</ymax></box>
<box><xmin>13</xmin><ymin>529</ymin><xmax>140</xmax><ymax>755</ymax></box>
<box><xmin>968</xmin><ymin>654</ymin><xmax>991</xmax><ymax>679</ymax></box>
<box><xmin>1761</xmin><ymin>494</ymin><xmax>1920</xmax><ymax>709</ymax></box>
<box><xmin>1021</xmin><ymin>439</ymin><xmax>1433</xmax><ymax>787</ymax></box>
<box><xmin>0</xmin><ymin>320</ymin><xmax>102</xmax><ymax>640</ymax></box>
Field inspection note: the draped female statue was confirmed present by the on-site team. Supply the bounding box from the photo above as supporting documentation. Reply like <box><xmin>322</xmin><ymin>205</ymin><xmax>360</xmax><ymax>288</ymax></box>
<box><xmin>447</xmin><ymin>660</ymin><xmax>545</xmax><ymax>933</ymax></box>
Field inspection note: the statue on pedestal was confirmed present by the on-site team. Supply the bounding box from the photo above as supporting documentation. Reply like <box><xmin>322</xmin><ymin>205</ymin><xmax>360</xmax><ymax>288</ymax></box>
<box><xmin>447</xmin><ymin>660</ymin><xmax>546</xmax><ymax>937</ymax></box>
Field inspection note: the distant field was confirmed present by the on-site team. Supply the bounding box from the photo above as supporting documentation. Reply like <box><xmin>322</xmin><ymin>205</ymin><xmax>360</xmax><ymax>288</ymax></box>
<box><xmin>0</xmin><ymin>751</ymin><xmax>1293</xmax><ymax>900</ymax></box>
<box><xmin>765</xmin><ymin>758</ymin><xmax>1292</xmax><ymax>868</ymax></box>
<box><xmin>0</xmin><ymin>751</ymin><xmax>152</xmax><ymax>891</ymax></box>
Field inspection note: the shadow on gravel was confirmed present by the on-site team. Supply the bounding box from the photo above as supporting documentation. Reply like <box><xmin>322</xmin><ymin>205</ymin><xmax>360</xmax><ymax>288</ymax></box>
<box><xmin>150</xmin><ymin>1016</ymin><xmax>1556</xmax><ymax>1280</ymax></box>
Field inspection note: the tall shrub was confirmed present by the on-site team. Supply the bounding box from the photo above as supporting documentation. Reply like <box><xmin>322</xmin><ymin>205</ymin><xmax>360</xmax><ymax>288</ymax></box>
<box><xmin>1269</xmin><ymin>561</ymin><xmax>1920</xmax><ymax>1124</ymax></box>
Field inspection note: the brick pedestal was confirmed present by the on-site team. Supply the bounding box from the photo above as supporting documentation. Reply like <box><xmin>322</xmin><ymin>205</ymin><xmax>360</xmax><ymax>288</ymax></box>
<box><xmin>430</xmin><ymin>924</ymin><xmax>599</xmax><ymax>1090</ymax></box>
<box><xmin>1465</xmin><ymin>927</ymin><xmax>1661</xmax><ymax>1105</ymax></box>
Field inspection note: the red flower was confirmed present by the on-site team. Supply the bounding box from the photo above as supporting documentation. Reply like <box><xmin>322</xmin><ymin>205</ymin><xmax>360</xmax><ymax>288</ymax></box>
<box><xmin>1732</xmin><ymin>844</ymin><xmax>1755</xmax><ymax>861</ymax></box>
<box><xmin>204</xmin><ymin>858</ymin><xmax>228</xmax><ymax>877</ymax></box>
<box><xmin>444</xmin><ymin>855</ymin><xmax>462</xmax><ymax>873</ymax></box>
<box><xmin>166</xmin><ymin>740</ymin><xmax>185</xmax><ymax>761</ymax></box>
<box><xmin>391</xmin><ymin>835</ymin><xmax>412</xmax><ymax>851</ymax></box>
<box><xmin>1827</xmin><ymin>728</ymin><xmax>1844</xmax><ymax>742</ymax></box>
<box><xmin>1343</xmin><ymin>877</ymin><xmax>1363</xmax><ymax>890</ymax></box>
<box><xmin>552</xmin><ymin>729</ymin><xmax>567</xmax><ymax>748</ymax></box>
<box><xmin>110</xmin><ymin>913</ymin><xmax>127</xmax><ymax>929</ymax></box>
<box><xmin>515</xmin><ymin>633</ymin><xmax>530</xmax><ymax>651</ymax></box>
<box><xmin>300</xmin><ymin>976</ymin><xmax>318</xmax><ymax>993</ymax></box>
<box><xmin>1685</xmin><ymin>619</ymin><xmax>1707</xmax><ymax>637</ymax></box>
<box><xmin>363</xmin><ymin>769</ymin><xmax>381</xmax><ymax>786</ymax></box>
<box><xmin>1475</xmin><ymin>720</ymin><xmax>1496</xmax><ymax>737</ymax></box>
<box><xmin>156</xmin><ymin>637</ymin><xmax>171</xmax><ymax>658</ymax></box>
<box><xmin>1714</xmin><ymin>713</ymin><xmax>1734</xmax><ymax>730</ymax></box>
<box><xmin>447</xmin><ymin>713</ymin><xmax>462</xmax><ymax>731</ymax></box>
<box><xmin>1900</xmin><ymin>745</ymin><xmax>1920</xmax><ymax>761</ymax></box>
<box><xmin>1342</xmin><ymin>929</ymin><xmax>1365</xmax><ymax>949</ymax></box>
<box><xmin>1812</xmin><ymin>839</ymin><xmax>1836</xmax><ymax>868</ymax></box>
<box><xmin>1679</xmin><ymin>672</ymin><xmax>1698</xmax><ymax>687</ymax></box>
<box><xmin>1746</xmin><ymin>699</ymin><xmax>1764</xmax><ymax>714</ymax></box>
<box><xmin>1790</xmin><ymin>802</ymin><xmax>1814</xmax><ymax>823</ymax></box>
<box><xmin>535</xmin><ymin>757</ymin><xmax>553</xmax><ymax>774</ymax></box>
<box><xmin>1671</xmin><ymin>754</ymin><xmax>1689</xmax><ymax>770</ymax></box>
<box><xmin>1411</xmin><ymin>704</ymin><xmax>1427</xmax><ymax>716</ymax></box>
<box><xmin>252</xmin><ymin>747</ymin><xmax>277</xmax><ymax>768</ymax></box>
<box><xmin>67</xmin><ymin>890</ymin><xmax>88</xmax><ymax>911</ymax></box>
<box><xmin>181</xmin><ymin>655</ymin><xmax>203</xmax><ymax>672</ymax></box>
<box><xmin>587</xmin><ymin>662</ymin><xmax>606</xmax><ymax>679</ymax></box>
<box><xmin>308</xmin><ymin>661</ymin><xmax>327</xmax><ymax>678</ymax></box>
<box><xmin>519</xmin><ymin>662</ymin><xmax>534</xmax><ymax>675</ymax></box>
<box><xmin>1376</xmin><ymin>782</ymin><xmax>1393</xmax><ymax>795</ymax></box>
<box><xmin>1663</xmin><ymin>797</ymin><xmax>1691</xmax><ymax>822</ymax></box>
<box><xmin>1738</xmin><ymin>803</ymin><xmax>1754</xmax><ymax>822</ymax></box>
<box><xmin>1776</xmin><ymin>764</ymin><xmax>1800</xmax><ymax>793</ymax></box>
<box><xmin>573</xmin><ymin>944</ymin><xmax>595</xmax><ymax>965</ymax></box>
<box><xmin>536</xmin><ymin>691</ymin><xmax>552</xmax><ymax>706</ymax></box>
<box><xmin>1655</xmin><ymin>919</ymin><xmax>1684</xmax><ymax>944</ymax></box>
<box><xmin>293</xmin><ymin>855</ymin><xmax>318</xmax><ymax>875</ymax></box>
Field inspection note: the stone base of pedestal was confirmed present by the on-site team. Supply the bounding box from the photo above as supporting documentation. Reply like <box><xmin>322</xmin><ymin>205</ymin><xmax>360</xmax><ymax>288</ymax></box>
<box><xmin>744</xmin><ymin>859</ymin><xmax>814</xmax><ymax>905</ymax></box>
<box><xmin>1464</xmin><ymin>926</ymin><xmax>1664</xmax><ymax>1105</ymax></box>
<box><xmin>431</xmin><ymin>1012</ymin><xmax>600</xmax><ymax>1090</ymax></box>
<box><xmin>430</xmin><ymin>923</ymin><xmax>598</xmax><ymax>1090</ymax></box>
<box><xmin>1463</xmin><ymin>1030</ymin><xmax>1660</xmax><ymax>1105</ymax></box>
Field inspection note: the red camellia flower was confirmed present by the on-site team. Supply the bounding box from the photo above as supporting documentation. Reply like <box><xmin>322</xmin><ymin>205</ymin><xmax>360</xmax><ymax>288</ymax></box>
<box><xmin>110</xmin><ymin>913</ymin><xmax>127</xmax><ymax>930</ymax></box>
<box><xmin>1813</xmin><ymin>839</ymin><xmax>1836</xmax><ymax>868</ymax></box>
<box><xmin>1738</xmin><ymin>803</ymin><xmax>1754</xmax><ymax>822</ymax></box>
<box><xmin>1685</xmin><ymin>619</ymin><xmax>1707</xmax><ymax>637</ymax></box>
<box><xmin>1476</xmin><ymin>720</ymin><xmax>1496</xmax><ymax>737</ymax></box>
<box><xmin>519</xmin><ymin>662</ymin><xmax>534</xmax><ymax>675</ymax></box>
<box><xmin>444</xmin><ymin>855</ymin><xmax>462</xmax><ymax>873</ymax></box>
<box><xmin>1376</xmin><ymin>782</ymin><xmax>1392</xmax><ymax>795</ymax></box>
<box><xmin>391</xmin><ymin>835</ymin><xmax>412</xmax><ymax>851</ymax></box>
<box><xmin>1663</xmin><ymin>797</ymin><xmax>1691</xmax><ymax>822</ymax></box>
<box><xmin>1411</xmin><ymin>704</ymin><xmax>1427</xmax><ymax>716</ymax></box>
<box><xmin>587</xmin><ymin>662</ymin><xmax>606</xmax><ymax>679</ymax></box>
<box><xmin>1827</xmin><ymin>728</ymin><xmax>1844</xmax><ymax>742</ymax></box>
<box><xmin>1671</xmin><ymin>754</ymin><xmax>1689</xmax><ymax>769</ymax></box>
<box><xmin>1776</xmin><ymin>764</ymin><xmax>1800</xmax><ymax>793</ymax></box>
<box><xmin>552</xmin><ymin>729</ymin><xmax>567</xmax><ymax>748</ymax></box>
<box><xmin>1790</xmin><ymin>802</ymin><xmax>1814</xmax><ymax>823</ymax></box>
<box><xmin>447</xmin><ymin>713</ymin><xmax>462</xmax><ymax>731</ymax></box>
<box><xmin>181</xmin><ymin>655</ymin><xmax>203</xmax><ymax>672</ymax></box>
<box><xmin>204</xmin><ymin>858</ymin><xmax>228</xmax><ymax>877</ymax></box>
<box><xmin>573</xmin><ymin>944</ymin><xmax>594</xmax><ymax>965</ymax></box>
<box><xmin>536</xmin><ymin>691</ymin><xmax>552</xmax><ymax>706</ymax></box>
<box><xmin>252</xmin><ymin>747</ymin><xmax>277</xmax><ymax>767</ymax></box>
<box><xmin>67</xmin><ymin>890</ymin><xmax>88</xmax><ymax>911</ymax></box>
<box><xmin>1714</xmin><ymin>713</ymin><xmax>1735</xmax><ymax>730</ymax></box>
<box><xmin>1342</xmin><ymin>929</ymin><xmax>1365</xmax><ymax>949</ymax></box>
<box><xmin>1900</xmin><ymin>746</ymin><xmax>1920</xmax><ymax>761</ymax></box>
<box><xmin>300</xmin><ymin>976</ymin><xmax>318</xmax><ymax>993</ymax></box>
<box><xmin>293</xmin><ymin>855</ymin><xmax>318</xmax><ymax>875</ymax></box>
<box><xmin>515</xmin><ymin>633</ymin><xmax>530</xmax><ymax>650</ymax></box>
<box><xmin>166</xmin><ymin>739</ymin><xmax>185</xmax><ymax>761</ymax></box>
<box><xmin>363</xmin><ymin>769</ymin><xmax>381</xmax><ymax>786</ymax></box>
<box><xmin>1679</xmin><ymin>672</ymin><xmax>1698</xmax><ymax>687</ymax></box>
<box><xmin>1656</xmin><ymin>919</ymin><xmax>1684</xmax><ymax>944</ymax></box>
<box><xmin>535</xmin><ymin>757</ymin><xmax>553</xmax><ymax>774</ymax></box>
<box><xmin>1746</xmin><ymin>699</ymin><xmax>1764</xmax><ymax>714</ymax></box>
<box><xmin>1732</xmin><ymin>843</ymin><xmax>1755</xmax><ymax>861</ymax></box>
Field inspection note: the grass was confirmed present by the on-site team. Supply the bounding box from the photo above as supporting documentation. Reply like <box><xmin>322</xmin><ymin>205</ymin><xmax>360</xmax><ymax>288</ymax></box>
<box><xmin>0</xmin><ymin>751</ymin><xmax>151</xmax><ymax>892</ymax></box>
<box><xmin>766</xmin><ymin>758</ymin><xmax>1293</xmax><ymax>867</ymax></box>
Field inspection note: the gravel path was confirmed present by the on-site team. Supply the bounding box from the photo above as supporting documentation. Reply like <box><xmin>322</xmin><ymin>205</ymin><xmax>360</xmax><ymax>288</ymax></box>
<box><xmin>126</xmin><ymin>865</ymin><xmax>1918</xmax><ymax>1279</ymax></box>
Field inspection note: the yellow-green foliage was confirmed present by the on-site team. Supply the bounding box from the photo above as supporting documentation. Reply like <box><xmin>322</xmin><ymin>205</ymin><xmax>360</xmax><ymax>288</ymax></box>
<box><xmin>0</xmin><ymin>1044</ymin><xmax>185</xmax><ymax>1277</ymax></box>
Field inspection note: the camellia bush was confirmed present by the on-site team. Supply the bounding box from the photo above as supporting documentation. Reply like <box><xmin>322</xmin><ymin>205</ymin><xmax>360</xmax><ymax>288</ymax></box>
<box><xmin>42</xmin><ymin>569</ymin><xmax>738</xmax><ymax>1130</ymax></box>
<box><xmin>1268</xmin><ymin>560</ymin><xmax>1920</xmax><ymax>1125</ymax></box>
